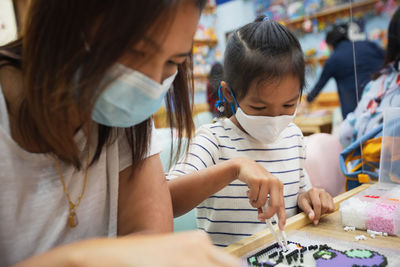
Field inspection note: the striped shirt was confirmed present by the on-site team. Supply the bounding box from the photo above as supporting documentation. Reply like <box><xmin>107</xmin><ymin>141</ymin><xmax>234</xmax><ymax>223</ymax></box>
<box><xmin>168</xmin><ymin>118</ymin><xmax>311</xmax><ymax>247</ymax></box>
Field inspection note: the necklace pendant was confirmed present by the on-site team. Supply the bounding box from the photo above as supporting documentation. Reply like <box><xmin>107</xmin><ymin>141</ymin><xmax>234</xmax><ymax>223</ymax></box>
<box><xmin>68</xmin><ymin>211</ymin><xmax>78</xmax><ymax>228</ymax></box>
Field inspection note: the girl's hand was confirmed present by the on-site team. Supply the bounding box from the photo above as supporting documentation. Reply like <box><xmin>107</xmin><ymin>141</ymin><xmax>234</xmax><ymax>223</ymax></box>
<box><xmin>232</xmin><ymin>158</ymin><xmax>286</xmax><ymax>230</ymax></box>
<box><xmin>297</xmin><ymin>188</ymin><xmax>335</xmax><ymax>225</ymax></box>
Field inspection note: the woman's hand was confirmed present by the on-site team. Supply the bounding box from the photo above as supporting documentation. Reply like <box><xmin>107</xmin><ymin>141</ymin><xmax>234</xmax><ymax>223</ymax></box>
<box><xmin>15</xmin><ymin>231</ymin><xmax>239</xmax><ymax>267</ymax></box>
<box><xmin>232</xmin><ymin>158</ymin><xmax>286</xmax><ymax>230</ymax></box>
<box><xmin>297</xmin><ymin>188</ymin><xmax>335</xmax><ymax>225</ymax></box>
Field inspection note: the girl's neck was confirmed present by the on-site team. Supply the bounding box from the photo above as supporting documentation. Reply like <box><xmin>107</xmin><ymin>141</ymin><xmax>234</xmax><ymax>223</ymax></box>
<box><xmin>229</xmin><ymin>115</ymin><xmax>247</xmax><ymax>134</ymax></box>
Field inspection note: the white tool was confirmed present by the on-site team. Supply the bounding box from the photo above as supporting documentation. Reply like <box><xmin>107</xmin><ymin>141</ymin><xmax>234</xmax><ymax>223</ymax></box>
<box><xmin>262</xmin><ymin>201</ymin><xmax>288</xmax><ymax>251</ymax></box>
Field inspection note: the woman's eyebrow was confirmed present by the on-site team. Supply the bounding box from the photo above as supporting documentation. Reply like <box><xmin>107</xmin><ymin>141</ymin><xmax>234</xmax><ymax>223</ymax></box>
<box><xmin>139</xmin><ymin>36</ymin><xmax>192</xmax><ymax>58</ymax></box>
<box><xmin>172</xmin><ymin>51</ymin><xmax>191</xmax><ymax>58</ymax></box>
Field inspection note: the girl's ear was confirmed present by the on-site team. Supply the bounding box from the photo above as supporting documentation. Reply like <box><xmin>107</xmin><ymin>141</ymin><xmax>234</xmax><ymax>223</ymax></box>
<box><xmin>221</xmin><ymin>81</ymin><xmax>234</xmax><ymax>103</ymax></box>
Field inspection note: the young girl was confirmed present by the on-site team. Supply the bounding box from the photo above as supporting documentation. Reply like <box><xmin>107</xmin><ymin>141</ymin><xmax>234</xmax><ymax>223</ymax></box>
<box><xmin>168</xmin><ymin>17</ymin><xmax>334</xmax><ymax>247</ymax></box>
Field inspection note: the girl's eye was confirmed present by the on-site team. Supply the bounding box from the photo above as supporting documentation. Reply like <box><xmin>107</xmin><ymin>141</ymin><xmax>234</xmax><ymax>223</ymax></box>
<box><xmin>283</xmin><ymin>104</ymin><xmax>295</xmax><ymax>108</ymax></box>
<box><xmin>250</xmin><ymin>106</ymin><xmax>266</xmax><ymax>110</ymax></box>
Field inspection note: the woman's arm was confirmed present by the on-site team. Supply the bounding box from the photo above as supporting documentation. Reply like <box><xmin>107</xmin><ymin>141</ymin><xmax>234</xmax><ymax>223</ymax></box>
<box><xmin>306</xmin><ymin>60</ymin><xmax>335</xmax><ymax>103</ymax></box>
<box><xmin>14</xmin><ymin>232</ymin><xmax>239</xmax><ymax>267</ymax></box>
<box><xmin>118</xmin><ymin>153</ymin><xmax>173</xmax><ymax>235</ymax></box>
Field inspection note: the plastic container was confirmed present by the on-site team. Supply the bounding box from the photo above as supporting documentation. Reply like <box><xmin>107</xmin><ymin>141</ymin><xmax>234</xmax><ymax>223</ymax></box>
<box><xmin>340</xmin><ymin>183</ymin><xmax>400</xmax><ymax>236</ymax></box>
<box><xmin>379</xmin><ymin>108</ymin><xmax>400</xmax><ymax>185</ymax></box>
<box><xmin>340</xmin><ymin>108</ymin><xmax>400</xmax><ymax>236</ymax></box>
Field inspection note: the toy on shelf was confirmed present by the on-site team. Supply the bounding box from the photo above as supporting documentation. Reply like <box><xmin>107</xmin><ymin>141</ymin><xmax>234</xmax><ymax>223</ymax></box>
<box><xmin>281</xmin><ymin>0</ymin><xmax>379</xmax><ymax>33</ymax></box>
<box><xmin>305</xmin><ymin>48</ymin><xmax>317</xmax><ymax>58</ymax></box>
<box><xmin>322</xmin><ymin>0</ymin><xmax>346</xmax><ymax>9</ymax></box>
<box><xmin>302</xmin><ymin>18</ymin><xmax>313</xmax><ymax>33</ymax></box>
<box><xmin>287</xmin><ymin>0</ymin><xmax>304</xmax><ymax>20</ymax></box>
<box><xmin>304</xmin><ymin>0</ymin><xmax>322</xmax><ymax>15</ymax></box>
<box><xmin>319</xmin><ymin>40</ymin><xmax>330</xmax><ymax>57</ymax></box>
<box><xmin>194</xmin><ymin>24</ymin><xmax>217</xmax><ymax>43</ymax></box>
<box><xmin>192</xmin><ymin>3</ymin><xmax>218</xmax><ymax>92</ymax></box>
<box><xmin>254</xmin><ymin>0</ymin><xmax>287</xmax><ymax>20</ymax></box>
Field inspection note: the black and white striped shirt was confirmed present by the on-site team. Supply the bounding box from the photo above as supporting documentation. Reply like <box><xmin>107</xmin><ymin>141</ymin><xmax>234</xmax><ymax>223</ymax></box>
<box><xmin>168</xmin><ymin>118</ymin><xmax>311</xmax><ymax>247</ymax></box>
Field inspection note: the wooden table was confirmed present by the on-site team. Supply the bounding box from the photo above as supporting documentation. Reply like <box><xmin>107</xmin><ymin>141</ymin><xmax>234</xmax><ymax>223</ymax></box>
<box><xmin>224</xmin><ymin>184</ymin><xmax>400</xmax><ymax>258</ymax></box>
<box><xmin>293</xmin><ymin>113</ymin><xmax>333</xmax><ymax>135</ymax></box>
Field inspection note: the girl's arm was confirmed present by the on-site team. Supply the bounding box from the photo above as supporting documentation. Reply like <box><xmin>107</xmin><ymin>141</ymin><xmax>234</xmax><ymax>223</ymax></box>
<box><xmin>169</xmin><ymin>157</ymin><xmax>286</xmax><ymax>229</ymax></box>
<box><xmin>168</xmin><ymin>158</ymin><xmax>239</xmax><ymax>217</ymax></box>
<box><xmin>118</xmin><ymin>153</ymin><xmax>173</xmax><ymax>235</ymax></box>
<box><xmin>168</xmin><ymin>127</ymin><xmax>286</xmax><ymax>229</ymax></box>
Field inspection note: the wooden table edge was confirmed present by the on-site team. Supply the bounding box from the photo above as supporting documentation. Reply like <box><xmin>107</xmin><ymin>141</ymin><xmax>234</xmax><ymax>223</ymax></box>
<box><xmin>223</xmin><ymin>184</ymin><xmax>371</xmax><ymax>257</ymax></box>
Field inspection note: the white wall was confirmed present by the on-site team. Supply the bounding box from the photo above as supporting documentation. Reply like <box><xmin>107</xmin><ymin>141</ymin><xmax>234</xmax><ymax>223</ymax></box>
<box><xmin>215</xmin><ymin>0</ymin><xmax>255</xmax><ymax>57</ymax></box>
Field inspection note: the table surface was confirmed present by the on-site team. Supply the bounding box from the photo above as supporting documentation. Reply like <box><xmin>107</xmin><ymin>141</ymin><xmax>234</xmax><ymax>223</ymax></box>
<box><xmin>224</xmin><ymin>184</ymin><xmax>400</xmax><ymax>257</ymax></box>
<box><xmin>294</xmin><ymin>113</ymin><xmax>332</xmax><ymax>127</ymax></box>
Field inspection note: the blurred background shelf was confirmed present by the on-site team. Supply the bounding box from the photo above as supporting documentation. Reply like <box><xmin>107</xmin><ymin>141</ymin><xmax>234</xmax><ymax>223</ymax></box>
<box><xmin>193</xmin><ymin>73</ymin><xmax>210</xmax><ymax>79</ymax></box>
<box><xmin>283</xmin><ymin>0</ymin><xmax>378</xmax><ymax>29</ymax></box>
<box><xmin>193</xmin><ymin>39</ymin><xmax>218</xmax><ymax>47</ymax></box>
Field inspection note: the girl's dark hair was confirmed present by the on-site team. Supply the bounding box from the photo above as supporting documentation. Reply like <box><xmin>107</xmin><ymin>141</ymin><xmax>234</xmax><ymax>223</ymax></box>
<box><xmin>222</xmin><ymin>16</ymin><xmax>305</xmax><ymax>117</ymax></box>
<box><xmin>326</xmin><ymin>24</ymin><xmax>348</xmax><ymax>49</ymax></box>
<box><xmin>0</xmin><ymin>0</ymin><xmax>205</xmax><ymax>170</ymax></box>
<box><xmin>208</xmin><ymin>62</ymin><xmax>223</xmax><ymax>99</ymax></box>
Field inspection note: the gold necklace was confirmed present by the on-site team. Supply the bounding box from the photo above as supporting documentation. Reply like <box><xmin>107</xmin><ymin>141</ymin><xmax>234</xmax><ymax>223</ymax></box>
<box><xmin>53</xmin><ymin>148</ymin><xmax>90</xmax><ymax>228</ymax></box>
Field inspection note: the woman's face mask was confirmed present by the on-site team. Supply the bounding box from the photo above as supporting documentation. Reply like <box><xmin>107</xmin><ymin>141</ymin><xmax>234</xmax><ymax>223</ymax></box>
<box><xmin>92</xmin><ymin>63</ymin><xmax>177</xmax><ymax>127</ymax></box>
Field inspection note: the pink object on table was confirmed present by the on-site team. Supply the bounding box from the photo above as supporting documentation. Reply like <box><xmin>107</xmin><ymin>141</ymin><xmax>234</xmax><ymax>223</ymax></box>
<box><xmin>305</xmin><ymin>133</ymin><xmax>345</xmax><ymax>197</ymax></box>
<box><xmin>366</xmin><ymin>202</ymin><xmax>396</xmax><ymax>235</ymax></box>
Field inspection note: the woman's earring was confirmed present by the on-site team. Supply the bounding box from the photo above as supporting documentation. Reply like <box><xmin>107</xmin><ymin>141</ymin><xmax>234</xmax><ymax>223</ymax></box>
<box><xmin>81</xmin><ymin>32</ymin><xmax>91</xmax><ymax>53</ymax></box>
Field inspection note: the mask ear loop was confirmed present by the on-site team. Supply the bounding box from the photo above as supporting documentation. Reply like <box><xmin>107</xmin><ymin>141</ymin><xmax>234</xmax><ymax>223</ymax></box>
<box><xmin>229</xmin><ymin>87</ymin><xmax>239</xmax><ymax>115</ymax></box>
<box><xmin>215</xmin><ymin>84</ymin><xmax>240</xmax><ymax>115</ymax></box>
<box><xmin>215</xmin><ymin>85</ymin><xmax>226</xmax><ymax>113</ymax></box>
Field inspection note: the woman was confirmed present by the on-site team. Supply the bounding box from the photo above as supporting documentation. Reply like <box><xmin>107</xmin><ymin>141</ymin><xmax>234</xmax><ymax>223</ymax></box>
<box><xmin>306</xmin><ymin>24</ymin><xmax>384</xmax><ymax>119</ymax></box>
<box><xmin>0</xmin><ymin>1</ymin><xmax>284</xmax><ymax>266</ymax></box>
<box><xmin>0</xmin><ymin>1</ymin><xmax>240</xmax><ymax>266</ymax></box>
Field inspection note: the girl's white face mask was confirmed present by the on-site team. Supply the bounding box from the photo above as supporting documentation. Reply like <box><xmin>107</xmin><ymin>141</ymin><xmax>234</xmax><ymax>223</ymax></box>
<box><xmin>235</xmin><ymin>107</ymin><xmax>297</xmax><ymax>144</ymax></box>
<box><xmin>215</xmin><ymin>85</ymin><xmax>299</xmax><ymax>144</ymax></box>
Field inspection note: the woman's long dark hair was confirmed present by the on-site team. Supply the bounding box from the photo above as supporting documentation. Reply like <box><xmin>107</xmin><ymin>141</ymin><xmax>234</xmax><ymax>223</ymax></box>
<box><xmin>0</xmin><ymin>0</ymin><xmax>205</xmax><ymax>170</ymax></box>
